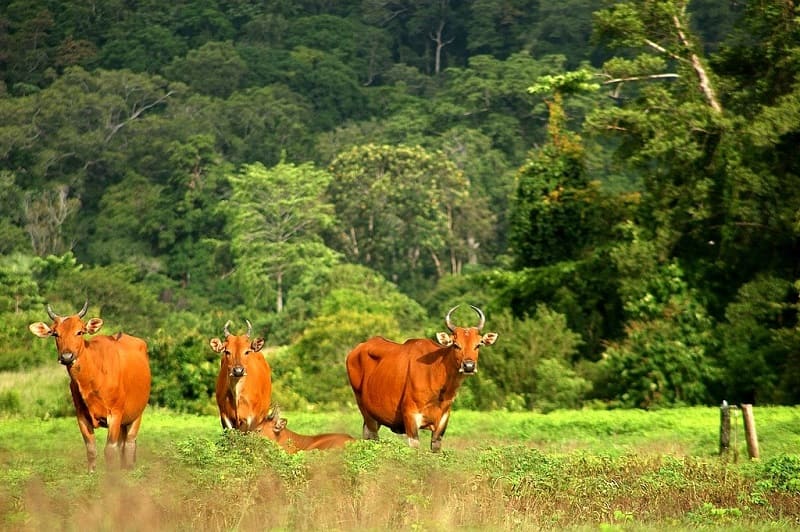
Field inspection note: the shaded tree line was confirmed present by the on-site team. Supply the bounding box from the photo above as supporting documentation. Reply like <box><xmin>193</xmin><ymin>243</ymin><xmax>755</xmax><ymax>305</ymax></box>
<box><xmin>1</xmin><ymin>0</ymin><xmax>797</xmax><ymax>412</ymax></box>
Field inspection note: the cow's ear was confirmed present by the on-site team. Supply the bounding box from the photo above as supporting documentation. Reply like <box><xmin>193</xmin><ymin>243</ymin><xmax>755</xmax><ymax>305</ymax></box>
<box><xmin>209</xmin><ymin>338</ymin><xmax>225</xmax><ymax>352</ymax></box>
<box><xmin>435</xmin><ymin>332</ymin><xmax>453</xmax><ymax>346</ymax></box>
<box><xmin>251</xmin><ymin>338</ymin><xmax>265</xmax><ymax>352</ymax></box>
<box><xmin>481</xmin><ymin>332</ymin><xmax>498</xmax><ymax>346</ymax></box>
<box><xmin>29</xmin><ymin>322</ymin><xmax>52</xmax><ymax>338</ymax></box>
<box><xmin>85</xmin><ymin>318</ymin><xmax>103</xmax><ymax>334</ymax></box>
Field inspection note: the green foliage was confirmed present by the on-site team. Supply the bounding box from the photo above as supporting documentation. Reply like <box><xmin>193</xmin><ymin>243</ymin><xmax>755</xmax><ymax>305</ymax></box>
<box><xmin>598</xmin><ymin>223</ymin><xmax>720</xmax><ymax>408</ymax></box>
<box><xmin>474</xmin><ymin>307</ymin><xmax>588</xmax><ymax>411</ymax></box>
<box><xmin>327</xmin><ymin>143</ymin><xmax>479</xmax><ymax>294</ymax></box>
<box><xmin>278</xmin><ymin>310</ymin><xmax>401</xmax><ymax>407</ymax></box>
<box><xmin>718</xmin><ymin>275</ymin><xmax>800</xmax><ymax>404</ymax></box>
<box><xmin>165</xmin><ymin>41</ymin><xmax>246</xmax><ymax>99</ymax></box>
<box><xmin>224</xmin><ymin>161</ymin><xmax>340</xmax><ymax>313</ymax></box>
<box><xmin>1</xmin><ymin>0</ymin><xmax>800</xmax><ymax>411</ymax></box>
<box><xmin>275</xmin><ymin>263</ymin><xmax>427</xmax><ymax>346</ymax></box>
<box><xmin>758</xmin><ymin>454</ymin><xmax>800</xmax><ymax>493</ymax></box>
<box><xmin>149</xmin><ymin>327</ymin><xmax>218</xmax><ymax>414</ymax></box>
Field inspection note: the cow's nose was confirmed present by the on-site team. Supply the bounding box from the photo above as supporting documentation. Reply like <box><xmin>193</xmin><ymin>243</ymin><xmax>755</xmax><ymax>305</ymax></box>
<box><xmin>59</xmin><ymin>352</ymin><xmax>75</xmax><ymax>365</ymax></box>
<box><xmin>461</xmin><ymin>360</ymin><xmax>476</xmax><ymax>374</ymax></box>
<box><xmin>231</xmin><ymin>366</ymin><xmax>246</xmax><ymax>378</ymax></box>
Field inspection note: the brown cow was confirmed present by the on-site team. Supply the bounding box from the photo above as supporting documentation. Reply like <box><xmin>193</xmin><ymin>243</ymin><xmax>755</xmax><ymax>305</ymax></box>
<box><xmin>258</xmin><ymin>405</ymin><xmax>354</xmax><ymax>453</ymax></box>
<box><xmin>210</xmin><ymin>319</ymin><xmax>272</xmax><ymax>431</ymax></box>
<box><xmin>28</xmin><ymin>301</ymin><xmax>151</xmax><ymax>472</ymax></box>
<box><xmin>346</xmin><ymin>305</ymin><xmax>497</xmax><ymax>452</ymax></box>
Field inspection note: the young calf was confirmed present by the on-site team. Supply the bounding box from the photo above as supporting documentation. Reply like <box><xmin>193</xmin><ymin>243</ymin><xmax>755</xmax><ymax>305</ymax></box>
<box><xmin>258</xmin><ymin>405</ymin><xmax>354</xmax><ymax>453</ymax></box>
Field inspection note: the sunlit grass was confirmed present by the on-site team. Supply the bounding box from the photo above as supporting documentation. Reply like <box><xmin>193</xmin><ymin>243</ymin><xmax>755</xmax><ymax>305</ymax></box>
<box><xmin>1</xmin><ymin>406</ymin><xmax>800</xmax><ymax>530</ymax></box>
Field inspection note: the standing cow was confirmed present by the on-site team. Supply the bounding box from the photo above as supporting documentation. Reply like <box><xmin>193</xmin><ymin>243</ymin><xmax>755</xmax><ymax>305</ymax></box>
<box><xmin>28</xmin><ymin>301</ymin><xmax>151</xmax><ymax>472</ymax></box>
<box><xmin>258</xmin><ymin>405</ymin><xmax>354</xmax><ymax>453</ymax></box>
<box><xmin>346</xmin><ymin>305</ymin><xmax>498</xmax><ymax>452</ymax></box>
<box><xmin>210</xmin><ymin>319</ymin><xmax>272</xmax><ymax>431</ymax></box>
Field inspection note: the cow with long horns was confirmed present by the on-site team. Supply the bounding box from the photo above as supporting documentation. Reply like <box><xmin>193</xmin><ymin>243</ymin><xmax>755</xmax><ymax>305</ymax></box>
<box><xmin>210</xmin><ymin>319</ymin><xmax>272</xmax><ymax>431</ymax></box>
<box><xmin>28</xmin><ymin>301</ymin><xmax>151</xmax><ymax>472</ymax></box>
<box><xmin>346</xmin><ymin>305</ymin><xmax>498</xmax><ymax>451</ymax></box>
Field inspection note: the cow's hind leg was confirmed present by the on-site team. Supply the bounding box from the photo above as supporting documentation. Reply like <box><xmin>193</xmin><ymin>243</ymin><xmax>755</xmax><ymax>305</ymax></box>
<box><xmin>403</xmin><ymin>412</ymin><xmax>423</xmax><ymax>449</ymax></box>
<box><xmin>362</xmin><ymin>414</ymin><xmax>380</xmax><ymax>440</ymax></box>
<box><xmin>121</xmin><ymin>415</ymin><xmax>144</xmax><ymax>469</ymax></box>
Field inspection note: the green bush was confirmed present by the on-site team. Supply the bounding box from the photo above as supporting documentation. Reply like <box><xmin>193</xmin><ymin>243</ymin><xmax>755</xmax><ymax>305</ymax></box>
<box><xmin>149</xmin><ymin>328</ymin><xmax>218</xmax><ymax>414</ymax></box>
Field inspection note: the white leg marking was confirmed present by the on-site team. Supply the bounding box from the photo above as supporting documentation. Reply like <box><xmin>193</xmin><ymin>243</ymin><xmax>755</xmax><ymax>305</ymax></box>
<box><xmin>436</xmin><ymin>412</ymin><xmax>450</xmax><ymax>433</ymax></box>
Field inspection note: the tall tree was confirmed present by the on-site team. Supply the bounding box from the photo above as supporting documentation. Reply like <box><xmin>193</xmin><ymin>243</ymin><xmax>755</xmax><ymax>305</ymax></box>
<box><xmin>225</xmin><ymin>161</ymin><xmax>339</xmax><ymax>313</ymax></box>
<box><xmin>327</xmin><ymin>143</ymin><xmax>480</xmax><ymax>290</ymax></box>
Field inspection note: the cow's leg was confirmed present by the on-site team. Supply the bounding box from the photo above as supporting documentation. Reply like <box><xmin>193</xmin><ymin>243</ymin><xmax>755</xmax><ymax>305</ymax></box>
<box><xmin>362</xmin><ymin>413</ymin><xmax>380</xmax><ymax>440</ymax></box>
<box><xmin>76</xmin><ymin>415</ymin><xmax>97</xmax><ymax>473</ymax></box>
<box><xmin>404</xmin><ymin>412</ymin><xmax>423</xmax><ymax>449</ymax></box>
<box><xmin>105</xmin><ymin>414</ymin><xmax>123</xmax><ymax>469</ymax></box>
<box><xmin>430</xmin><ymin>412</ymin><xmax>450</xmax><ymax>453</ymax></box>
<box><xmin>220</xmin><ymin>414</ymin><xmax>235</xmax><ymax>430</ymax></box>
<box><xmin>120</xmin><ymin>415</ymin><xmax>143</xmax><ymax>469</ymax></box>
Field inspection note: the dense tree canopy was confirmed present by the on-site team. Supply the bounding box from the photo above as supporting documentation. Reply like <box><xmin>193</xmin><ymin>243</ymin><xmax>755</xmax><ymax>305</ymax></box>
<box><xmin>1</xmin><ymin>0</ymin><xmax>798</xmax><ymax>412</ymax></box>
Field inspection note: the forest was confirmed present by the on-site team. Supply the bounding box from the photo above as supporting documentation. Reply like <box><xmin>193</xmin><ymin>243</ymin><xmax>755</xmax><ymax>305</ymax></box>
<box><xmin>1</xmin><ymin>0</ymin><xmax>798</xmax><ymax>413</ymax></box>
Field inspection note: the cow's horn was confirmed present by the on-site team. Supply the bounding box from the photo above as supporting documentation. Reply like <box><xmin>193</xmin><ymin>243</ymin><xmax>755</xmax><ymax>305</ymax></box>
<box><xmin>245</xmin><ymin>319</ymin><xmax>253</xmax><ymax>337</ymax></box>
<box><xmin>470</xmin><ymin>305</ymin><xmax>486</xmax><ymax>331</ymax></box>
<box><xmin>223</xmin><ymin>320</ymin><xmax>232</xmax><ymax>338</ymax></box>
<box><xmin>77</xmin><ymin>300</ymin><xmax>89</xmax><ymax>318</ymax></box>
<box><xmin>46</xmin><ymin>304</ymin><xmax>59</xmax><ymax>320</ymax></box>
<box><xmin>445</xmin><ymin>305</ymin><xmax>459</xmax><ymax>331</ymax></box>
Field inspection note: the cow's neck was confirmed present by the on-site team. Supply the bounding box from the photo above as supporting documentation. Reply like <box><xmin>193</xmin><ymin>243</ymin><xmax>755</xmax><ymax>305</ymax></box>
<box><xmin>66</xmin><ymin>345</ymin><xmax>99</xmax><ymax>388</ymax></box>
<box><xmin>437</xmin><ymin>347</ymin><xmax>466</xmax><ymax>399</ymax></box>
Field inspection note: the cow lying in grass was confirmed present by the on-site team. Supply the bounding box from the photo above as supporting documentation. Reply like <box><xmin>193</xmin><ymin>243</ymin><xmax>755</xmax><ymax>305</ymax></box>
<box><xmin>258</xmin><ymin>405</ymin><xmax>354</xmax><ymax>453</ymax></box>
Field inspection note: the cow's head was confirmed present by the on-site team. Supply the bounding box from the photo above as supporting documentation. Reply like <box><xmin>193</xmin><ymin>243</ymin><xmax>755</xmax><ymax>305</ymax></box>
<box><xmin>435</xmin><ymin>305</ymin><xmax>498</xmax><ymax>375</ymax></box>
<box><xmin>264</xmin><ymin>404</ymin><xmax>287</xmax><ymax>435</ymax></box>
<box><xmin>209</xmin><ymin>319</ymin><xmax>264</xmax><ymax>379</ymax></box>
<box><xmin>28</xmin><ymin>301</ymin><xmax>104</xmax><ymax>366</ymax></box>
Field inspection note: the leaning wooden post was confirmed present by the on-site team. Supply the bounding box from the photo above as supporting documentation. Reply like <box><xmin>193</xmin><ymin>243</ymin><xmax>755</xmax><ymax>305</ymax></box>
<box><xmin>719</xmin><ymin>400</ymin><xmax>731</xmax><ymax>456</ymax></box>
<box><xmin>741</xmin><ymin>404</ymin><xmax>760</xmax><ymax>460</ymax></box>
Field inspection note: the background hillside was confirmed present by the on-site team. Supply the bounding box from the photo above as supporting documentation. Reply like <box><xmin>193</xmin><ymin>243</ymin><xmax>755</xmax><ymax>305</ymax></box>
<box><xmin>1</xmin><ymin>0</ymin><xmax>798</xmax><ymax>413</ymax></box>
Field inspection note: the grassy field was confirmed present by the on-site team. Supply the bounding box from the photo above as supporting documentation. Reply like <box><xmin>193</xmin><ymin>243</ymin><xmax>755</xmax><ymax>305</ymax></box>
<box><xmin>1</xmin><ymin>402</ymin><xmax>800</xmax><ymax>531</ymax></box>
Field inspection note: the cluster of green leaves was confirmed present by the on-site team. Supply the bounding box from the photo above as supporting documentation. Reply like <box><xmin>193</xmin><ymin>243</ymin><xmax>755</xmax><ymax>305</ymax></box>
<box><xmin>2</xmin><ymin>0</ymin><xmax>799</xmax><ymax>412</ymax></box>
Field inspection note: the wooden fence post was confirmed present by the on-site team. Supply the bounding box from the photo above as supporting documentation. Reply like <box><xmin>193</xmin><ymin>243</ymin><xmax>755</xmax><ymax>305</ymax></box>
<box><xmin>741</xmin><ymin>404</ymin><xmax>760</xmax><ymax>460</ymax></box>
<box><xmin>719</xmin><ymin>400</ymin><xmax>731</xmax><ymax>456</ymax></box>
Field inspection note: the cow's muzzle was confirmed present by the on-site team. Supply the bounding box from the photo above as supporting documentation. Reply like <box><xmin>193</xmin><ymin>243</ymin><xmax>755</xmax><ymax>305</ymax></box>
<box><xmin>460</xmin><ymin>360</ymin><xmax>477</xmax><ymax>374</ymax></box>
<box><xmin>231</xmin><ymin>366</ymin><xmax>246</xmax><ymax>378</ymax></box>
<box><xmin>59</xmin><ymin>352</ymin><xmax>76</xmax><ymax>366</ymax></box>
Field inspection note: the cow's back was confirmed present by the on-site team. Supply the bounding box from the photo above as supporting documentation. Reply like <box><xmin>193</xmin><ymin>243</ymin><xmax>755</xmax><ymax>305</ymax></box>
<box><xmin>347</xmin><ymin>337</ymin><xmax>438</xmax><ymax>429</ymax></box>
<box><xmin>244</xmin><ymin>352</ymin><xmax>272</xmax><ymax>415</ymax></box>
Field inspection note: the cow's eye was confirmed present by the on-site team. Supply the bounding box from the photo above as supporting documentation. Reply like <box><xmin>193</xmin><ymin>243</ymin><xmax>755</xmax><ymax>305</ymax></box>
<box><xmin>76</xmin><ymin>330</ymin><xmax>84</xmax><ymax>336</ymax></box>
<box><xmin>453</xmin><ymin>343</ymin><xmax>462</xmax><ymax>350</ymax></box>
<box><xmin>51</xmin><ymin>331</ymin><xmax>59</xmax><ymax>338</ymax></box>
<box><xmin>224</xmin><ymin>350</ymin><xmax>231</xmax><ymax>356</ymax></box>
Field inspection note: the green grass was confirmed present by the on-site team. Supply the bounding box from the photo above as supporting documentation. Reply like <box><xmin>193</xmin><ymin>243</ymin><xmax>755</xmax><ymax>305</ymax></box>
<box><xmin>1</xmin><ymin>405</ymin><xmax>800</xmax><ymax>530</ymax></box>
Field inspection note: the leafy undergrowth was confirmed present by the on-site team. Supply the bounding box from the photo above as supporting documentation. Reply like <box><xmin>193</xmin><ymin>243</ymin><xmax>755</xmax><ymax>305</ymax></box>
<box><xmin>1</xmin><ymin>408</ymin><xmax>799</xmax><ymax>530</ymax></box>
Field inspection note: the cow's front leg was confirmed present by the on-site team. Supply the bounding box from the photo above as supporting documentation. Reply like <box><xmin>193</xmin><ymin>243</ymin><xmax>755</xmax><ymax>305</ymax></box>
<box><xmin>77</xmin><ymin>415</ymin><xmax>97</xmax><ymax>473</ymax></box>
<box><xmin>220</xmin><ymin>414</ymin><xmax>234</xmax><ymax>430</ymax></box>
<box><xmin>430</xmin><ymin>412</ymin><xmax>450</xmax><ymax>453</ymax></box>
